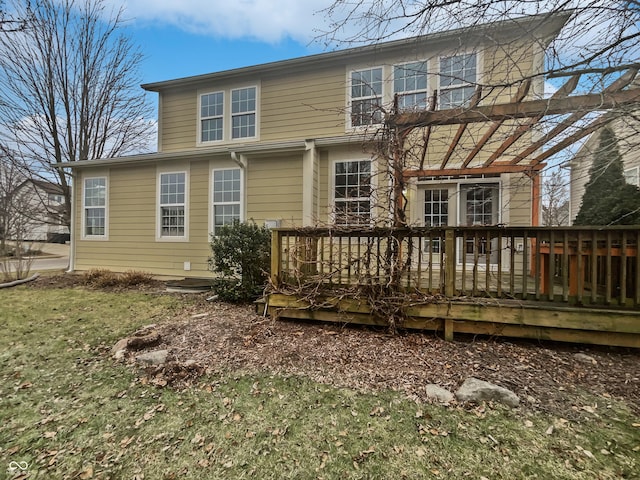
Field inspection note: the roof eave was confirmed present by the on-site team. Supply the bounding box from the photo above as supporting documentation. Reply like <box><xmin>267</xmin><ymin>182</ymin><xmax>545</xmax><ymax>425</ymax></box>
<box><xmin>142</xmin><ymin>11</ymin><xmax>572</xmax><ymax>92</ymax></box>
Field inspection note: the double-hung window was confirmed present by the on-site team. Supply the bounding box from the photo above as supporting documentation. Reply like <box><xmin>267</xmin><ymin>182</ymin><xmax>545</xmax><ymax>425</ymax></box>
<box><xmin>394</xmin><ymin>62</ymin><xmax>428</xmax><ymax>111</ymax></box>
<box><xmin>351</xmin><ymin>68</ymin><xmax>383</xmax><ymax>127</ymax></box>
<box><xmin>231</xmin><ymin>87</ymin><xmax>256</xmax><ymax>139</ymax></box>
<box><xmin>200</xmin><ymin>92</ymin><xmax>224</xmax><ymax>142</ymax></box>
<box><xmin>439</xmin><ymin>53</ymin><xmax>476</xmax><ymax>109</ymax></box>
<box><xmin>83</xmin><ymin>177</ymin><xmax>106</xmax><ymax>237</ymax></box>
<box><xmin>424</xmin><ymin>188</ymin><xmax>448</xmax><ymax>253</ymax></box>
<box><xmin>159</xmin><ymin>172</ymin><xmax>186</xmax><ymax>238</ymax></box>
<box><xmin>424</xmin><ymin>189</ymin><xmax>449</xmax><ymax>227</ymax></box>
<box><xmin>212</xmin><ymin>168</ymin><xmax>241</xmax><ymax>233</ymax></box>
<box><xmin>334</xmin><ymin>160</ymin><xmax>371</xmax><ymax>225</ymax></box>
<box><xmin>625</xmin><ymin>167</ymin><xmax>640</xmax><ymax>187</ymax></box>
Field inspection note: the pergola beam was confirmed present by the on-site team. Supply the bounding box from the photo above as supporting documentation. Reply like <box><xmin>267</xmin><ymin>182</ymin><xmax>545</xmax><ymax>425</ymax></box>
<box><xmin>482</xmin><ymin>74</ymin><xmax>581</xmax><ymax>167</ymax></box>
<box><xmin>404</xmin><ymin>163</ymin><xmax>544</xmax><ymax>179</ymax></box>
<box><xmin>390</xmin><ymin>87</ymin><xmax>640</xmax><ymax>128</ymax></box>
<box><xmin>461</xmin><ymin>79</ymin><xmax>532</xmax><ymax>169</ymax></box>
<box><xmin>508</xmin><ymin>67</ymin><xmax>638</xmax><ymax>165</ymax></box>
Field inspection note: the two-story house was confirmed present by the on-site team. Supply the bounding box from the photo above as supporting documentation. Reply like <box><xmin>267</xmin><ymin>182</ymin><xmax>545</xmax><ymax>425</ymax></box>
<box><xmin>66</xmin><ymin>13</ymin><xmax>569</xmax><ymax>278</ymax></box>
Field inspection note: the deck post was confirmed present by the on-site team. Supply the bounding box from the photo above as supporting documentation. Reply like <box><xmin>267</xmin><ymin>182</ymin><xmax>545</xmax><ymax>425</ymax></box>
<box><xmin>444</xmin><ymin>318</ymin><xmax>454</xmax><ymax>341</ymax></box>
<box><xmin>444</xmin><ymin>228</ymin><xmax>456</xmax><ymax>297</ymax></box>
<box><xmin>271</xmin><ymin>229</ymin><xmax>283</xmax><ymax>288</ymax></box>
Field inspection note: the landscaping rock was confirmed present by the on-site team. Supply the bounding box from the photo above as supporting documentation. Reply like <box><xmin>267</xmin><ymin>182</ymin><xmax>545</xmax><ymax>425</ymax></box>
<box><xmin>574</xmin><ymin>353</ymin><xmax>597</xmax><ymax>365</ymax></box>
<box><xmin>425</xmin><ymin>384</ymin><xmax>455</xmax><ymax>404</ymax></box>
<box><xmin>456</xmin><ymin>377</ymin><xmax>520</xmax><ymax>408</ymax></box>
<box><xmin>135</xmin><ymin>350</ymin><xmax>169</xmax><ymax>366</ymax></box>
<box><xmin>111</xmin><ymin>338</ymin><xmax>129</xmax><ymax>354</ymax></box>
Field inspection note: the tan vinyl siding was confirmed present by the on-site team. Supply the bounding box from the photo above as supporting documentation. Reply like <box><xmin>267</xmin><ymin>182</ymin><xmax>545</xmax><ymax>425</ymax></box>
<box><xmin>159</xmin><ymin>88</ymin><xmax>198</xmax><ymax>152</ymax></box>
<box><xmin>75</xmin><ymin>162</ymin><xmax>212</xmax><ymax>277</ymax></box>
<box><xmin>246</xmin><ymin>155</ymin><xmax>304</xmax><ymax>227</ymax></box>
<box><xmin>260</xmin><ymin>67</ymin><xmax>346</xmax><ymax>141</ymax></box>
<box><xmin>505</xmin><ymin>173</ymin><xmax>533</xmax><ymax>226</ymax></box>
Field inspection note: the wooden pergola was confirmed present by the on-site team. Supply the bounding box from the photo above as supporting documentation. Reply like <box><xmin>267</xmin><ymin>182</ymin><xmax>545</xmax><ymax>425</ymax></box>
<box><xmin>385</xmin><ymin>66</ymin><xmax>640</xmax><ymax>226</ymax></box>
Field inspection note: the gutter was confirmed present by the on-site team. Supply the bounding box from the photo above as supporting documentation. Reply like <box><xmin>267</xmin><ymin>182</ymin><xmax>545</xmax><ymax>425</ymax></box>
<box><xmin>59</xmin><ymin>135</ymin><xmax>369</xmax><ymax>169</ymax></box>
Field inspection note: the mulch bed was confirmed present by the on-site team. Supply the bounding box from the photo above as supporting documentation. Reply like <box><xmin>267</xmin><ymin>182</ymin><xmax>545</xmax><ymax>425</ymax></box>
<box><xmin>28</xmin><ymin>274</ymin><xmax>640</xmax><ymax>415</ymax></box>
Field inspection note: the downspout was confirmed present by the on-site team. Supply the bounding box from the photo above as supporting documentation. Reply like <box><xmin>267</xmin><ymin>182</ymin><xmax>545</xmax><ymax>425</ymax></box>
<box><xmin>66</xmin><ymin>173</ymin><xmax>76</xmax><ymax>273</ymax></box>
<box><xmin>230</xmin><ymin>151</ymin><xmax>247</xmax><ymax>169</ymax></box>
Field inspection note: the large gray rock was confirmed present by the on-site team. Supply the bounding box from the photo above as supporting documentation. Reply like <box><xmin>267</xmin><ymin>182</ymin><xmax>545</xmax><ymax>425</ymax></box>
<box><xmin>135</xmin><ymin>350</ymin><xmax>169</xmax><ymax>366</ymax></box>
<box><xmin>425</xmin><ymin>384</ymin><xmax>455</xmax><ymax>404</ymax></box>
<box><xmin>456</xmin><ymin>377</ymin><xmax>520</xmax><ymax>408</ymax></box>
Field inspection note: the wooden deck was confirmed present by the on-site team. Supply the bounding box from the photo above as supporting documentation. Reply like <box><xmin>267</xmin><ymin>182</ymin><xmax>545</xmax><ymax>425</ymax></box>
<box><xmin>266</xmin><ymin>226</ymin><xmax>640</xmax><ymax>348</ymax></box>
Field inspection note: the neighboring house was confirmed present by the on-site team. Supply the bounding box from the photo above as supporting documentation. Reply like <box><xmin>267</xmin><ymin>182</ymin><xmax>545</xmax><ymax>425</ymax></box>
<box><xmin>569</xmin><ymin>113</ymin><xmax>640</xmax><ymax>222</ymax></box>
<box><xmin>0</xmin><ymin>179</ymin><xmax>69</xmax><ymax>243</ymax></box>
<box><xmin>66</xmin><ymin>13</ymin><xmax>569</xmax><ymax>278</ymax></box>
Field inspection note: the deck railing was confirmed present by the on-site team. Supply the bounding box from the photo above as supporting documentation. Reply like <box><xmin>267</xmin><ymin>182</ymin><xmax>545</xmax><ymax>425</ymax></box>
<box><xmin>270</xmin><ymin>226</ymin><xmax>640</xmax><ymax>308</ymax></box>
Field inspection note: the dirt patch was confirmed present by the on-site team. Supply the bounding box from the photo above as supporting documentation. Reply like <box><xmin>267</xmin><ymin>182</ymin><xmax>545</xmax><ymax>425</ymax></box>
<box><xmin>30</xmin><ymin>274</ymin><xmax>640</xmax><ymax>414</ymax></box>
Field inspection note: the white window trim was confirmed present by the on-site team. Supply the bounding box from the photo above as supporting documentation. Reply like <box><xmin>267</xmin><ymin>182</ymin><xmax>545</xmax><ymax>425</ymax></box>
<box><xmin>347</xmin><ymin>67</ymin><xmax>384</xmax><ymax>130</ymax></box>
<box><xmin>198</xmin><ymin>90</ymin><xmax>225</xmax><ymax>145</ymax></box>
<box><xmin>156</xmin><ymin>170</ymin><xmax>189</xmax><ymax>242</ymax></box>
<box><xmin>211</xmin><ymin>167</ymin><xmax>244</xmax><ymax>235</ymax></box>
<box><xmin>81</xmin><ymin>175</ymin><xmax>108</xmax><ymax>240</ymax></box>
<box><xmin>329</xmin><ymin>159</ymin><xmax>375</xmax><ymax>226</ymax></box>
<box><xmin>393</xmin><ymin>61</ymin><xmax>429</xmax><ymax>111</ymax></box>
<box><xmin>230</xmin><ymin>85</ymin><xmax>259</xmax><ymax>141</ymax></box>
<box><xmin>437</xmin><ymin>51</ymin><xmax>480</xmax><ymax>110</ymax></box>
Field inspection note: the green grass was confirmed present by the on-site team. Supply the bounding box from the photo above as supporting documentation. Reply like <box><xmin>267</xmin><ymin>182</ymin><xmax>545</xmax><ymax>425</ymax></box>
<box><xmin>0</xmin><ymin>286</ymin><xmax>638</xmax><ymax>479</ymax></box>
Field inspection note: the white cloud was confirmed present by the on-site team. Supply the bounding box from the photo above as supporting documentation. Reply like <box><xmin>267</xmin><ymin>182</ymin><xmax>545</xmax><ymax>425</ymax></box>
<box><xmin>110</xmin><ymin>0</ymin><xmax>334</xmax><ymax>43</ymax></box>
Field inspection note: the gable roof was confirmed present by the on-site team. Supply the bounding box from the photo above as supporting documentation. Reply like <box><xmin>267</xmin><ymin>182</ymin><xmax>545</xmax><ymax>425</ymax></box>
<box><xmin>142</xmin><ymin>11</ymin><xmax>571</xmax><ymax>92</ymax></box>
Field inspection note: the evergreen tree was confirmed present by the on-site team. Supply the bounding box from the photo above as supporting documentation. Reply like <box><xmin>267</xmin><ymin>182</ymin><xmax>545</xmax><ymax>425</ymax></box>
<box><xmin>574</xmin><ymin>126</ymin><xmax>640</xmax><ymax>225</ymax></box>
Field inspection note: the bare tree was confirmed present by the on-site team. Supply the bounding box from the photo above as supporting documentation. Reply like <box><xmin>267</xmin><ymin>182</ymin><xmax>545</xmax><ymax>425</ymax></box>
<box><xmin>0</xmin><ymin>146</ymin><xmax>38</xmax><ymax>280</ymax></box>
<box><xmin>0</xmin><ymin>0</ymin><xmax>154</xmax><ymax>229</ymax></box>
<box><xmin>0</xmin><ymin>0</ymin><xmax>28</xmax><ymax>33</ymax></box>
<box><xmin>541</xmin><ymin>167</ymin><xmax>570</xmax><ymax>225</ymax></box>
<box><xmin>319</xmin><ymin>1</ymin><xmax>640</xmax><ymax>78</ymax></box>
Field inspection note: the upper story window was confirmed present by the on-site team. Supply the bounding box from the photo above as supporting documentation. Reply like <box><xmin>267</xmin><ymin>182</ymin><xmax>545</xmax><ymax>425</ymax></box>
<box><xmin>159</xmin><ymin>172</ymin><xmax>186</xmax><ymax>238</ymax></box>
<box><xmin>231</xmin><ymin>87</ymin><xmax>256</xmax><ymax>139</ymax></box>
<box><xmin>83</xmin><ymin>177</ymin><xmax>106</xmax><ymax>237</ymax></box>
<box><xmin>334</xmin><ymin>160</ymin><xmax>371</xmax><ymax>225</ymax></box>
<box><xmin>350</xmin><ymin>68</ymin><xmax>383</xmax><ymax>127</ymax></box>
<box><xmin>201</xmin><ymin>92</ymin><xmax>224</xmax><ymax>142</ymax></box>
<box><xmin>212</xmin><ymin>168</ymin><xmax>242</xmax><ymax>233</ymax></box>
<box><xmin>439</xmin><ymin>53</ymin><xmax>477</xmax><ymax>109</ymax></box>
<box><xmin>624</xmin><ymin>167</ymin><xmax>639</xmax><ymax>187</ymax></box>
<box><xmin>394</xmin><ymin>62</ymin><xmax>428</xmax><ymax>111</ymax></box>
<box><xmin>48</xmin><ymin>193</ymin><xmax>64</xmax><ymax>204</ymax></box>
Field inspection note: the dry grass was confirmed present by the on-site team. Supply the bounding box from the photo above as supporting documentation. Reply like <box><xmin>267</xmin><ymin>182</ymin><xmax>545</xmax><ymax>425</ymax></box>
<box><xmin>82</xmin><ymin>268</ymin><xmax>156</xmax><ymax>288</ymax></box>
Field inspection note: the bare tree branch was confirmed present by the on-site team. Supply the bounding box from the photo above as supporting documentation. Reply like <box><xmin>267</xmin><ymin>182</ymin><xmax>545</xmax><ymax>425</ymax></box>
<box><xmin>0</xmin><ymin>0</ymin><xmax>154</xmax><ymax>229</ymax></box>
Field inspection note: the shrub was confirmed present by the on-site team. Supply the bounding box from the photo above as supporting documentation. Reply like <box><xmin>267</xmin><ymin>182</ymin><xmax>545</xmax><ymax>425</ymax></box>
<box><xmin>120</xmin><ymin>270</ymin><xmax>155</xmax><ymax>286</ymax></box>
<box><xmin>82</xmin><ymin>268</ymin><xmax>119</xmax><ymax>287</ymax></box>
<box><xmin>82</xmin><ymin>269</ymin><xmax>155</xmax><ymax>288</ymax></box>
<box><xmin>208</xmin><ymin>220</ymin><xmax>271</xmax><ymax>302</ymax></box>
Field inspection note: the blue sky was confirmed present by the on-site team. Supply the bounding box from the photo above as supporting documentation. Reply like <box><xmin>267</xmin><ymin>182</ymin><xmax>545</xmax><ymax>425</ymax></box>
<box><xmin>128</xmin><ymin>24</ymin><xmax>324</xmax><ymax>85</ymax></box>
<box><xmin>112</xmin><ymin>0</ymin><xmax>334</xmax><ymax>85</ymax></box>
